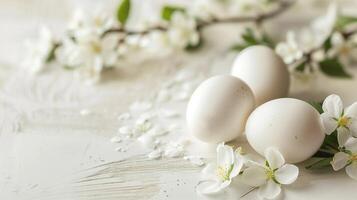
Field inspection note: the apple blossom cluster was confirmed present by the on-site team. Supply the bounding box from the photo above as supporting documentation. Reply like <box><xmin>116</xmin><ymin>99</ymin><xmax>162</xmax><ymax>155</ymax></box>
<box><xmin>23</xmin><ymin>0</ymin><xmax>290</xmax><ymax>85</ymax></box>
<box><xmin>306</xmin><ymin>94</ymin><xmax>357</xmax><ymax>181</ymax></box>
<box><xmin>196</xmin><ymin>143</ymin><xmax>299</xmax><ymax>199</ymax></box>
<box><xmin>275</xmin><ymin>3</ymin><xmax>357</xmax><ymax>78</ymax></box>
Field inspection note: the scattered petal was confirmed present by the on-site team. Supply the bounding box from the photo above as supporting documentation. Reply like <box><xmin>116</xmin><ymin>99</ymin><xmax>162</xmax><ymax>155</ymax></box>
<box><xmin>118</xmin><ymin>126</ymin><xmax>132</xmax><ymax>135</ymax></box>
<box><xmin>137</xmin><ymin>134</ymin><xmax>156</xmax><ymax>149</ymax></box>
<box><xmin>117</xmin><ymin>112</ymin><xmax>131</xmax><ymax>121</ymax></box>
<box><xmin>148</xmin><ymin>149</ymin><xmax>162</xmax><ymax>160</ymax></box>
<box><xmin>148</xmin><ymin>126</ymin><xmax>169</xmax><ymax>136</ymax></box>
<box><xmin>130</xmin><ymin>101</ymin><xmax>152</xmax><ymax>112</ymax></box>
<box><xmin>161</xmin><ymin>109</ymin><xmax>180</xmax><ymax>118</ymax></box>
<box><xmin>184</xmin><ymin>156</ymin><xmax>205</xmax><ymax>167</ymax></box>
<box><xmin>110</xmin><ymin>136</ymin><xmax>122</xmax><ymax>143</ymax></box>
<box><xmin>80</xmin><ymin>109</ymin><xmax>92</xmax><ymax>116</ymax></box>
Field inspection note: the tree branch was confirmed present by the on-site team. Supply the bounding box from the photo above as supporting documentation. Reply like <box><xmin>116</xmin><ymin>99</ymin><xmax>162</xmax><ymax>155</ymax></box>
<box><xmin>102</xmin><ymin>0</ymin><xmax>295</xmax><ymax>37</ymax></box>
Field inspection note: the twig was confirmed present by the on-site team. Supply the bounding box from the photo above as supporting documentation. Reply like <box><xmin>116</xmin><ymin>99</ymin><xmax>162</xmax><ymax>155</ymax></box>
<box><xmin>291</xmin><ymin>28</ymin><xmax>357</xmax><ymax>69</ymax></box>
<box><xmin>102</xmin><ymin>0</ymin><xmax>294</xmax><ymax>38</ymax></box>
<box><xmin>197</xmin><ymin>0</ymin><xmax>294</xmax><ymax>29</ymax></box>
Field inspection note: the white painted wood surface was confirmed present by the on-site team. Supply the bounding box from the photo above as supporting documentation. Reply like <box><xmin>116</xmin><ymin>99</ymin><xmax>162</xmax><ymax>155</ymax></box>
<box><xmin>1</xmin><ymin>0</ymin><xmax>357</xmax><ymax>200</ymax></box>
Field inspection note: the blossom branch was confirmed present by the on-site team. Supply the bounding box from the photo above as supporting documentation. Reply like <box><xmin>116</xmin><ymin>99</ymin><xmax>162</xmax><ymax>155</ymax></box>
<box><xmin>197</xmin><ymin>0</ymin><xmax>294</xmax><ymax>29</ymax></box>
<box><xmin>102</xmin><ymin>0</ymin><xmax>294</xmax><ymax>38</ymax></box>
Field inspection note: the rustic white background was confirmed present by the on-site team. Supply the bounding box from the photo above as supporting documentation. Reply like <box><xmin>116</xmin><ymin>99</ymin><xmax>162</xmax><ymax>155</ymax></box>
<box><xmin>1</xmin><ymin>0</ymin><xmax>357</xmax><ymax>200</ymax></box>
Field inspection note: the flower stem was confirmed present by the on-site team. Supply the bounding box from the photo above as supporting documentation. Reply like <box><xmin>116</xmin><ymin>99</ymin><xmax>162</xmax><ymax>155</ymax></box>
<box><xmin>240</xmin><ymin>187</ymin><xmax>258</xmax><ymax>198</ymax></box>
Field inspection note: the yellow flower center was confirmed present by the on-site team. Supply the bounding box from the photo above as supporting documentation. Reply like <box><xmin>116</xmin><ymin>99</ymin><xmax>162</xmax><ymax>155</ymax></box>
<box><xmin>265</xmin><ymin>169</ymin><xmax>275</xmax><ymax>180</ymax></box>
<box><xmin>350</xmin><ymin>154</ymin><xmax>357</xmax><ymax>162</ymax></box>
<box><xmin>340</xmin><ymin>45</ymin><xmax>351</xmax><ymax>56</ymax></box>
<box><xmin>90</xmin><ymin>41</ymin><xmax>102</xmax><ymax>54</ymax></box>
<box><xmin>217</xmin><ymin>165</ymin><xmax>233</xmax><ymax>181</ymax></box>
<box><xmin>338</xmin><ymin>116</ymin><xmax>350</xmax><ymax>127</ymax></box>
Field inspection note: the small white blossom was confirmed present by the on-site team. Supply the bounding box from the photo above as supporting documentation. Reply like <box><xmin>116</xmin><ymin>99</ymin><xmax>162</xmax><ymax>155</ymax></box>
<box><xmin>276</xmin><ymin>3</ymin><xmax>337</xmax><ymax>65</ymax></box>
<box><xmin>240</xmin><ymin>148</ymin><xmax>299</xmax><ymax>200</ymax></box>
<box><xmin>320</xmin><ymin>94</ymin><xmax>357</xmax><ymax>137</ymax></box>
<box><xmin>331</xmin><ymin>131</ymin><xmax>357</xmax><ymax>180</ymax></box>
<box><xmin>68</xmin><ymin>9</ymin><xmax>114</xmax><ymax>37</ymax></box>
<box><xmin>23</xmin><ymin>26</ymin><xmax>56</xmax><ymax>73</ymax></box>
<box><xmin>189</xmin><ymin>0</ymin><xmax>224</xmax><ymax>20</ymax></box>
<box><xmin>57</xmin><ymin>34</ymin><xmax>117</xmax><ymax>85</ymax></box>
<box><xmin>275</xmin><ymin>31</ymin><xmax>303</xmax><ymax>65</ymax></box>
<box><xmin>196</xmin><ymin>143</ymin><xmax>244</xmax><ymax>195</ymax></box>
<box><xmin>328</xmin><ymin>32</ymin><xmax>357</xmax><ymax>65</ymax></box>
<box><xmin>167</xmin><ymin>12</ymin><xmax>200</xmax><ymax>49</ymax></box>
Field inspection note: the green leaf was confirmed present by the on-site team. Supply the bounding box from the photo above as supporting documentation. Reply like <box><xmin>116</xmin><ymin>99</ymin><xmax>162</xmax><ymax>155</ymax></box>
<box><xmin>336</xmin><ymin>15</ymin><xmax>357</xmax><ymax>30</ymax></box>
<box><xmin>319</xmin><ymin>58</ymin><xmax>352</xmax><ymax>78</ymax></box>
<box><xmin>185</xmin><ymin>37</ymin><xmax>204</xmax><ymax>52</ymax></box>
<box><xmin>161</xmin><ymin>6</ymin><xmax>185</xmax><ymax>21</ymax></box>
<box><xmin>309</xmin><ymin>101</ymin><xmax>323</xmax><ymax>114</ymax></box>
<box><xmin>231</xmin><ymin>28</ymin><xmax>275</xmax><ymax>51</ymax></box>
<box><xmin>295</xmin><ymin>61</ymin><xmax>306</xmax><ymax>72</ymax></box>
<box><xmin>323</xmin><ymin>36</ymin><xmax>332</xmax><ymax>52</ymax></box>
<box><xmin>117</xmin><ymin>0</ymin><xmax>131</xmax><ymax>25</ymax></box>
<box><xmin>305</xmin><ymin>157</ymin><xmax>332</xmax><ymax>170</ymax></box>
<box><xmin>45</xmin><ymin>43</ymin><xmax>60</xmax><ymax>63</ymax></box>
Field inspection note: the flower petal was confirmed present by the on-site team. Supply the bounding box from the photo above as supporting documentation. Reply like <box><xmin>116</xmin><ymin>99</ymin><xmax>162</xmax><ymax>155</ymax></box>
<box><xmin>320</xmin><ymin>112</ymin><xmax>338</xmax><ymax>135</ymax></box>
<box><xmin>258</xmin><ymin>180</ymin><xmax>281</xmax><ymax>200</ymax></box>
<box><xmin>229</xmin><ymin>154</ymin><xmax>244</xmax><ymax>179</ymax></box>
<box><xmin>348</xmin><ymin>117</ymin><xmax>357</xmax><ymax>138</ymax></box>
<box><xmin>201</xmin><ymin>164</ymin><xmax>218</xmax><ymax>181</ymax></box>
<box><xmin>217</xmin><ymin>143</ymin><xmax>234</xmax><ymax>166</ymax></box>
<box><xmin>331</xmin><ymin>152</ymin><xmax>349</xmax><ymax>171</ymax></box>
<box><xmin>322</xmin><ymin>94</ymin><xmax>343</xmax><ymax>118</ymax></box>
<box><xmin>345</xmin><ymin>102</ymin><xmax>357</xmax><ymax>117</ymax></box>
<box><xmin>345</xmin><ymin>137</ymin><xmax>357</xmax><ymax>152</ymax></box>
<box><xmin>345</xmin><ymin>162</ymin><xmax>357</xmax><ymax>180</ymax></box>
<box><xmin>275</xmin><ymin>164</ymin><xmax>299</xmax><ymax>185</ymax></box>
<box><xmin>196</xmin><ymin>180</ymin><xmax>226</xmax><ymax>195</ymax></box>
<box><xmin>265</xmin><ymin>147</ymin><xmax>285</xmax><ymax>170</ymax></box>
<box><xmin>337</xmin><ymin>129</ymin><xmax>350</xmax><ymax>147</ymax></box>
<box><xmin>240</xmin><ymin>166</ymin><xmax>267</xmax><ymax>187</ymax></box>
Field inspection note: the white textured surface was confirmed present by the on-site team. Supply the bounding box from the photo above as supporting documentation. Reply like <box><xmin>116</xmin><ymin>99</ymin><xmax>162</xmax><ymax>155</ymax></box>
<box><xmin>1</xmin><ymin>0</ymin><xmax>357</xmax><ymax>200</ymax></box>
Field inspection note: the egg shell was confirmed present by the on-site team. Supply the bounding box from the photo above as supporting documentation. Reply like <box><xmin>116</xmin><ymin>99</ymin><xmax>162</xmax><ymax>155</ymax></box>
<box><xmin>245</xmin><ymin>98</ymin><xmax>325</xmax><ymax>163</ymax></box>
<box><xmin>231</xmin><ymin>45</ymin><xmax>290</xmax><ymax>106</ymax></box>
<box><xmin>186</xmin><ymin>75</ymin><xmax>255</xmax><ymax>143</ymax></box>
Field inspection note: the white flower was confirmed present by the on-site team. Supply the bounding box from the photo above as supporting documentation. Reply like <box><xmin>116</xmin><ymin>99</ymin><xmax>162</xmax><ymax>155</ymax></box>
<box><xmin>189</xmin><ymin>0</ymin><xmax>224</xmax><ymax>20</ymax></box>
<box><xmin>320</xmin><ymin>94</ymin><xmax>357</xmax><ymax>137</ymax></box>
<box><xmin>57</xmin><ymin>34</ymin><xmax>117</xmax><ymax>85</ymax></box>
<box><xmin>275</xmin><ymin>3</ymin><xmax>337</xmax><ymax>65</ymax></box>
<box><xmin>196</xmin><ymin>143</ymin><xmax>244</xmax><ymax>195</ymax></box>
<box><xmin>23</xmin><ymin>26</ymin><xmax>56</xmax><ymax>73</ymax></box>
<box><xmin>241</xmin><ymin>148</ymin><xmax>299</xmax><ymax>200</ymax></box>
<box><xmin>331</xmin><ymin>131</ymin><xmax>357</xmax><ymax>180</ymax></box>
<box><xmin>328</xmin><ymin>32</ymin><xmax>357</xmax><ymax>65</ymax></box>
<box><xmin>68</xmin><ymin>9</ymin><xmax>114</xmax><ymax>37</ymax></box>
<box><xmin>275</xmin><ymin>31</ymin><xmax>303</xmax><ymax>65</ymax></box>
<box><xmin>167</xmin><ymin>12</ymin><xmax>200</xmax><ymax>49</ymax></box>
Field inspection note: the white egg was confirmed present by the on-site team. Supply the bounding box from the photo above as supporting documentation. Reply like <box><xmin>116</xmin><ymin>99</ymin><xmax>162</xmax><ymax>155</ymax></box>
<box><xmin>186</xmin><ymin>75</ymin><xmax>255</xmax><ymax>143</ymax></box>
<box><xmin>231</xmin><ymin>45</ymin><xmax>290</xmax><ymax>106</ymax></box>
<box><xmin>245</xmin><ymin>98</ymin><xmax>325</xmax><ymax>163</ymax></box>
